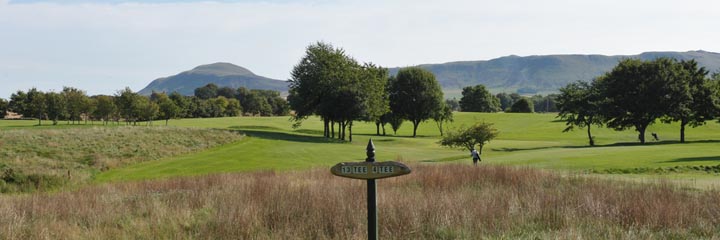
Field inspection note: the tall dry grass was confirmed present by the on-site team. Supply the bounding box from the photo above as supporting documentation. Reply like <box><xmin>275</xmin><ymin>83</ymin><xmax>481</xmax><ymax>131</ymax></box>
<box><xmin>1</xmin><ymin>164</ymin><xmax>719</xmax><ymax>239</ymax></box>
<box><xmin>0</xmin><ymin>126</ymin><xmax>243</xmax><ymax>192</ymax></box>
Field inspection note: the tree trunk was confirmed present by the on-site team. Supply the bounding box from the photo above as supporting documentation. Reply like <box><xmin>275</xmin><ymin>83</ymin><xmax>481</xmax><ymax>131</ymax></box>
<box><xmin>323</xmin><ymin>119</ymin><xmax>329</xmax><ymax>138</ymax></box>
<box><xmin>638</xmin><ymin>125</ymin><xmax>647</xmax><ymax>144</ymax></box>
<box><xmin>586</xmin><ymin>123</ymin><xmax>594</xmax><ymax>146</ymax></box>
<box><xmin>349</xmin><ymin>121</ymin><xmax>353</xmax><ymax>142</ymax></box>
<box><xmin>680</xmin><ymin>119</ymin><xmax>687</xmax><ymax>143</ymax></box>
<box><xmin>166</xmin><ymin>119</ymin><xmax>169</xmax><ymax>126</ymax></box>
<box><xmin>376</xmin><ymin>122</ymin><xmax>380</xmax><ymax>136</ymax></box>
<box><xmin>381</xmin><ymin>123</ymin><xmax>386</xmax><ymax>136</ymax></box>
<box><xmin>412</xmin><ymin>120</ymin><xmax>419</xmax><ymax>138</ymax></box>
<box><xmin>331</xmin><ymin>121</ymin><xmax>335</xmax><ymax>139</ymax></box>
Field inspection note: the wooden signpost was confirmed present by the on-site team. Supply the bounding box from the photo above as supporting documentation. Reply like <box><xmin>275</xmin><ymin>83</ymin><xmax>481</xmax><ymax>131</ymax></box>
<box><xmin>331</xmin><ymin>139</ymin><xmax>411</xmax><ymax>240</ymax></box>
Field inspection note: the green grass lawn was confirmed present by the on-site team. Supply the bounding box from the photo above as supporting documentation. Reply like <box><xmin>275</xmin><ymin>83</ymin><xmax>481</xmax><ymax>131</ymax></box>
<box><xmin>88</xmin><ymin>113</ymin><xmax>720</xmax><ymax>186</ymax></box>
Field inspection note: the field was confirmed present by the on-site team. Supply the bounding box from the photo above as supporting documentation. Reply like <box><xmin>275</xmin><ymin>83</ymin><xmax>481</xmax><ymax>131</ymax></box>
<box><xmin>2</xmin><ymin>113</ymin><xmax>720</xmax><ymax>238</ymax></box>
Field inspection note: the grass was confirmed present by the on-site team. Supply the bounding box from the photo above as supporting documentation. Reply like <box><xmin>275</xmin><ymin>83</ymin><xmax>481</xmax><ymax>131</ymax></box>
<box><xmin>2</xmin><ymin>164</ymin><xmax>719</xmax><ymax>239</ymax></box>
<box><xmin>92</xmin><ymin>113</ymin><xmax>720</xmax><ymax>185</ymax></box>
<box><xmin>0</xmin><ymin>126</ymin><xmax>242</xmax><ymax>192</ymax></box>
<box><xmin>3</xmin><ymin>112</ymin><xmax>720</xmax><ymax>185</ymax></box>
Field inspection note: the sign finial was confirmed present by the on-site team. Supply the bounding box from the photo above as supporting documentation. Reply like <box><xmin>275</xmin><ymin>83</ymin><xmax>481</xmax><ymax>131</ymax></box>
<box><xmin>366</xmin><ymin>139</ymin><xmax>375</xmax><ymax>162</ymax></box>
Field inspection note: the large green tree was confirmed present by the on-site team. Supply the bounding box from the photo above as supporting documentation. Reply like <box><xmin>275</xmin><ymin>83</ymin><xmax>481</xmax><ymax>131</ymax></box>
<box><xmin>388</xmin><ymin>67</ymin><xmax>444</xmax><ymax>137</ymax></box>
<box><xmin>289</xmin><ymin>42</ymin><xmax>387</xmax><ymax>141</ymax></box>
<box><xmin>598</xmin><ymin>58</ymin><xmax>686</xmax><ymax>144</ymax></box>
<box><xmin>432</xmin><ymin>102</ymin><xmax>454</xmax><ymax>136</ymax></box>
<box><xmin>662</xmin><ymin>60</ymin><xmax>720</xmax><ymax>143</ymax></box>
<box><xmin>556</xmin><ymin>81</ymin><xmax>604</xmax><ymax>146</ymax></box>
<box><xmin>459</xmin><ymin>84</ymin><xmax>501</xmax><ymax>112</ymax></box>
<box><xmin>194</xmin><ymin>84</ymin><xmax>219</xmax><ymax>100</ymax></box>
<box><xmin>115</xmin><ymin>87</ymin><xmax>142</xmax><ymax>125</ymax></box>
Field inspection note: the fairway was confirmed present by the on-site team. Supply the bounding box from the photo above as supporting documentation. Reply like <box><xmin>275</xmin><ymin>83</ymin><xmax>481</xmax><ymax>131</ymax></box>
<box><xmin>89</xmin><ymin>112</ymin><xmax>720</xmax><ymax>186</ymax></box>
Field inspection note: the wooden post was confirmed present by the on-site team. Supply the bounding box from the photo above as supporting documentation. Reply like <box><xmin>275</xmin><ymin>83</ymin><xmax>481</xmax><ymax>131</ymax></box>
<box><xmin>366</xmin><ymin>139</ymin><xmax>377</xmax><ymax>240</ymax></box>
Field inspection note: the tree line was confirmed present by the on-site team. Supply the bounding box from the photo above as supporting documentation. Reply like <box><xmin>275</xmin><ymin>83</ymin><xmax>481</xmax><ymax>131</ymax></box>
<box><xmin>452</xmin><ymin>85</ymin><xmax>558</xmax><ymax>113</ymax></box>
<box><xmin>556</xmin><ymin>58</ymin><xmax>720</xmax><ymax>145</ymax></box>
<box><xmin>288</xmin><ymin>42</ymin><xmax>447</xmax><ymax>141</ymax></box>
<box><xmin>0</xmin><ymin>85</ymin><xmax>289</xmax><ymax>126</ymax></box>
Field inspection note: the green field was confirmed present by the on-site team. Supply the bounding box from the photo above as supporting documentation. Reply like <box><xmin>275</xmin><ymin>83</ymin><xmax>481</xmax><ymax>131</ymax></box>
<box><xmin>71</xmin><ymin>112</ymin><xmax>718</xmax><ymax>186</ymax></box>
<box><xmin>3</xmin><ymin>113</ymin><xmax>719</xmax><ymax>186</ymax></box>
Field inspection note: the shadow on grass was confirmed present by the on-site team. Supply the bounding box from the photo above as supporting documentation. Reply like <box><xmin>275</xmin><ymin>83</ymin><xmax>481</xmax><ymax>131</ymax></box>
<box><xmin>419</xmin><ymin>154</ymin><xmax>467</xmax><ymax>163</ymax></box>
<box><xmin>229</xmin><ymin>125</ymin><xmax>283</xmax><ymax>131</ymax></box>
<box><xmin>293</xmin><ymin>129</ymin><xmax>324</xmax><ymax>135</ymax></box>
<box><xmin>492</xmin><ymin>139</ymin><xmax>720</xmax><ymax>152</ymax></box>
<box><xmin>229</xmin><ymin>129</ymin><xmax>345</xmax><ymax>144</ymax></box>
<box><xmin>662</xmin><ymin>156</ymin><xmax>720</xmax><ymax>163</ymax></box>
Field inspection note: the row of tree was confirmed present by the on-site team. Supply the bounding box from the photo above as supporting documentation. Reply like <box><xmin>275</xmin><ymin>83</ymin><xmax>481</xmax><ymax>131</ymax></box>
<box><xmin>456</xmin><ymin>85</ymin><xmax>558</xmax><ymax>113</ymax></box>
<box><xmin>557</xmin><ymin>58</ymin><xmax>720</xmax><ymax>145</ymax></box>
<box><xmin>0</xmin><ymin>85</ymin><xmax>289</xmax><ymax>126</ymax></box>
<box><xmin>288</xmin><ymin>42</ymin><xmax>447</xmax><ymax>141</ymax></box>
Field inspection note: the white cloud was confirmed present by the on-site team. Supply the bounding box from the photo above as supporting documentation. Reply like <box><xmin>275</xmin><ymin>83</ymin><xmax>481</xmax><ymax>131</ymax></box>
<box><xmin>0</xmin><ymin>0</ymin><xmax>719</xmax><ymax>98</ymax></box>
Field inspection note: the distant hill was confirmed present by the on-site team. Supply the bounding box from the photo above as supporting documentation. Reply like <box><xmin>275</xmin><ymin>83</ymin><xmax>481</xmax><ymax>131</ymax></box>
<box><xmin>138</xmin><ymin>62</ymin><xmax>288</xmax><ymax>96</ymax></box>
<box><xmin>389</xmin><ymin>50</ymin><xmax>720</xmax><ymax>94</ymax></box>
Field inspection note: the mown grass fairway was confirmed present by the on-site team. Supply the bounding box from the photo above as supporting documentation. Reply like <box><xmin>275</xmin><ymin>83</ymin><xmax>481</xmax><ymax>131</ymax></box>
<box><xmin>88</xmin><ymin>112</ymin><xmax>720</xmax><ymax>186</ymax></box>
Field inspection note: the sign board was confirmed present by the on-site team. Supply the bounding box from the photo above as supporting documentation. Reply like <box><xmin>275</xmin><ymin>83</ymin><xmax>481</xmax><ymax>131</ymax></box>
<box><xmin>331</xmin><ymin>161</ymin><xmax>411</xmax><ymax>180</ymax></box>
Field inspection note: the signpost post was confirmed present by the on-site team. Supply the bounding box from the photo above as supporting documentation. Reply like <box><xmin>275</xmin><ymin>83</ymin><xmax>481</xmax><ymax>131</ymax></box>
<box><xmin>330</xmin><ymin>139</ymin><xmax>411</xmax><ymax>240</ymax></box>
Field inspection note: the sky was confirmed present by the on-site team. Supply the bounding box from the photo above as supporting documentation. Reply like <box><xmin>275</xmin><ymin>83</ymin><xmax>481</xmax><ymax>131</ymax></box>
<box><xmin>1</xmin><ymin>0</ymin><xmax>719</xmax><ymax>99</ymax></box>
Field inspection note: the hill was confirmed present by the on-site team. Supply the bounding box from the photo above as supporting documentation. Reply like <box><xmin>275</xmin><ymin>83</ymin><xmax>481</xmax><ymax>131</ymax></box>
<box><xmin>138</xmin><ymin>62</ymin><xmax>288</xmax><ymax>96</ymax></box>
<box><xmin>390</xmin><ymin>50</ymin><xmax>720</xmax><ymax>94</ymax></box>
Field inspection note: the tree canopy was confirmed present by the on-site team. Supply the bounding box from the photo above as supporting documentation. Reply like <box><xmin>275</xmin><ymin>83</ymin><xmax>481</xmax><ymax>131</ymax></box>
<box><xmin>459</xmin><ymin>84</ymin><xmax>501</xmax><ymax>112</ymax></box>
<box><xmin>556</xmin><ymin>81</ymin><xmax>604</xmax><ymax>146</ymax></box>
<box><xmin>388</xmin><ymin>67</ymin><xmax>444</xmax><ymax>137</ymax></box>
<box><xmin>439</xmin><ymin>122</ymin><xmax>499</xmax><ymax>161</ymax></box>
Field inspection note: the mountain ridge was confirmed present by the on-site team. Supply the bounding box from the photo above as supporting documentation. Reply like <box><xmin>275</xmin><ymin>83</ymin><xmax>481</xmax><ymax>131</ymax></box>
<box><xmin>390</xmin><ymin>50</ymin><xmax>720</xmax><ymax>94</ymax></box>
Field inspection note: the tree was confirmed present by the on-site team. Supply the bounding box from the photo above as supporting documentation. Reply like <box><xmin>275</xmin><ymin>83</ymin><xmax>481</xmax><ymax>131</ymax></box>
<box><xmin>217</xmin><ymin>87</ymin><xmax>237</xmax><ymax>99</ymax></box>
<box><xmin>225</xmin><ymin>98</ymin><xmax>242</xmax><ymax>117</ymax></box>
<box><xmin>439</xmin><ymin>122</ymin><xmax>499</xmax><ymax>162</ymax></box>
<box><xmin>154</xmin><ymin>92</ymin><xmax>180</xmax><ymax>125</ymax></box>
<box><xmin>459</xmin><ymin>84</ymin><xmax>501</xmax><ymax>112</ymax></box>
<box><xmin>45</xmin><ymin>92</ymin><xmax>66</xmax><ymax>125</ymax></box>
<box><xmin>388</xmin><ymin>112</ymin><xmax>403</xmax><ymax>135</ymax></box>
<box><xmin>388</xmin><ymin>67</ymin><xmax>444</xmax><ymax>137</ymax></box>
<box><xmin>169</xmin><ymin>92</ymin><xmax>190</xmax><ymax>118</ymax></box>
<box><xmin>93</xmin><ymin>95</ymin><xmax>117</xmax><ymax>125</ymax></box>
<box><xmin>194</xmin><ymin>83</ymin><xmax>218</xmax><ymax>100</ymax></box>
<box><xmin>288</xmin><ymin>42</ymin><xmax>358</xmax><ymax>139</ymax></box>
<box><xmin>26</xmin><ymin>88</ymin><xmax>47</xmax><ymax>125</ymax></box>
<box><xmin>62</xmin><ymin>87</ymin><xmax>89</xmax><ymax>124</ymax></box>
<box><xmin>662</xmin><ymin>60</ymin><xmax>719</xmax><ymax>143</ymax></box>
<box><xmin>432</xmin><ymin>103</ymin><xmax>453</xmax><ymax>136</ymax></box>
<box><xmin>508</xmin><ymin>98</ymin><xmax>534</xmax><ymax>113</ymax></box>
<box><xmin>115</xmin><ymin>87</ymin><xmax>142</xmax><ymax>125</ymax></box>
<box><xmin>531</xmin><ymin>94</ymin><xmax>558</xmax><ymax>113</ymax></box>
<box><xmin>8</xmin><ymin>90</ymin><xmax>28</xmax><ymax>117</ymax></box>
<box><xmin>244</xmin><ymin>92</ymin><xmax>272</xmax><ymax>116</ymax></box>
<box><xmin>598</xmin><ymin>58</ymin><xmax>686</xmax><ymax>144</ymax></box>
<box><xmin>445</xmin><ymin>98</ymin><xmax>460</xmax><ymax>112</ymax></box>
<box><xmin>135</xmin><ymin>96</ymin><xmax>159</xmax><ymax>125</ymax></box>
<box><xmin>556</xmin><ymin>81</ymin><xmax>604</xmax><ymax>146</ymax></box>
<box><xmin>208</xmin><ymin>96</ymin><xmax>229</xmax><ymax>117</ymax></box>
<box><xmin>0</xmin><ymin>98</ymin><xmax>7</xmax><ymax>119</ymax></box>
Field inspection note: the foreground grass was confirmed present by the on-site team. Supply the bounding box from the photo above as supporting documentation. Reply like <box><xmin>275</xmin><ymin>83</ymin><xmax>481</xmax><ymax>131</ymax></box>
<box><xmin>0</xmin><ymin>126</ymin><xmax>242</xmax><ymax>192</ymax></box>
<box><xmin>3</xmin><ymin>164</ymin><xmax>719</xmax><ymax>239</ymax></box>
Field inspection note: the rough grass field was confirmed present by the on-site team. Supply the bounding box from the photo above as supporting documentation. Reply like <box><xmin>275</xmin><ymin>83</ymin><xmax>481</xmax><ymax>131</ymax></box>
<box><xmin>2</xmin><ymin>165</ymin><xmax>719</xmax><ymax>239</ymax></box>
<box><xmin>0</xmin><ymin>126</ymin><xmax>242</xmax><ymax>192</ymax></box>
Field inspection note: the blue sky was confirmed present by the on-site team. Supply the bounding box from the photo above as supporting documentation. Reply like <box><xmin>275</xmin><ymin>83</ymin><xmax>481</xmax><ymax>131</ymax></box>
<box><xmin>1</xmin><ymin>0</ymin><xmax>719</xmax><ymax>98</ymax></box>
